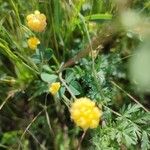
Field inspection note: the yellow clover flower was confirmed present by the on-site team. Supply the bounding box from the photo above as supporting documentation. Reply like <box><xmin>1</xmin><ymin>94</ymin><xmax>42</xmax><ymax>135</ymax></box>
<box><xmin>49</xmin><ymin>82</ymin><xmax>61</xmax><ymax>95</ymax></box>
<box><xmin>70</xmin><ymin>97</ymin><xmax>102</xmax><ymax>130</ymax></box>
<box><xmin>27</xmin><ymin>37</ymin><xmax>40</xmax><ymax>50</ymax></box>
<box><xmin>26</xmin><ymin>10</ymin><xmax>47</xmax><ymax>32</ymax></box>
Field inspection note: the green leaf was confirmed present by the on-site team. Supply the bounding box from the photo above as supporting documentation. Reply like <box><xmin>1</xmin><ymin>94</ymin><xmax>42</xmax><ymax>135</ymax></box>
<box><xmin>134</xmin><ymin>112</ymin><xmax>150</xmax><ymax>124</ymax></box>
<box><xmin>1</xmin><ymin>130</ymin><xmax>22</xmax><ymax>145</ymax></box>
<box><xmin>65</xmin><ymin>71</ymin><xmax>75</xmax><ymax>83</ymax></box>
<box><xmin>69</xmin><ymin>81</ymin><xmax>81</xmax><ymax>96</ymax></box>
<box><xmin>114</xmin><ymin>120</ymin><xmax>139</xmax><ymax>147</ymax></box>
<box><xmin>44</xmin><ymin>48</ymin><xmax>53</xmax><ymax>61</ymax></box>
<box><xmin>141</xmin><ymin>131</ymin><xmax>150</xmax><ymax>150</ymax></box>
<box><xmin>31</xmin><ymin>54</ymin><xmax>41</xmax><ymax>64</ymax></box>
<box><xmin>121</xmin><ymin>104</ymin><xmax>141</xmax><ymax>118</ymax></box>
<box><xmin>69</xmin><ymin>85</ymin><xmax>80</xmax><ymax>95</ymax></box>
<box><xmin>70</xmin><ymin>80</ymin><xmax>83</xmax><ymax>95</ymax></box>
<box><xmin>123</xmin><ymin>132</ymin><xmax>136</xmax><ymax>146</ymax></box>
<box><xmin>41</xmin><ymin>73</ymin><xmax>58</xmax><ymax>83</ymax></box>
<box><xmin>42</xmin><ymin>65</ymin><xmax>53</xmax><ymax>73</ymax></box>
<box><xmin>85</xmin><ymin>14</ymin><xmax>112</xmax><ymax>21</ymax></box>
<box><xmin>29</xmin><ymin>82</ymin><xmax>48</xmax><ymax>100</ymax></box>
<box><xmin>59</xmin><ymin>87</ymin><xmax>66</xmax><ymax>97</ymax></box>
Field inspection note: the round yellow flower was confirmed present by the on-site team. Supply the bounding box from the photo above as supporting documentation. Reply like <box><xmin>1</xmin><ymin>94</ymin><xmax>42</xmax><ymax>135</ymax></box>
<box><xmin>27</xmin><ymin>37</ymin><xmax>40</xmax><ymax>50</ymax></box>
<box><xmin>26</xmin><ymin>10</ymin><xmax>47</xmax><ymax>32</ymax></box>
<box><xmin>70</xmin><ymin>97</ymin><xmax>102</xmax><ymax>130</ymax></box>
<box><xmin>49</xmin><ymin>82</ymin><xmax>61</xmax><ymax>95</ymax></box>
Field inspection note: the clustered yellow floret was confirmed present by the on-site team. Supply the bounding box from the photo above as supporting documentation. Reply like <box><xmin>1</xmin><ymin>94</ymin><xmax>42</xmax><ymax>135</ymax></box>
<box><xmin>26</xmin><ymin>10</ymin><xmax>47</xmax><ymax>32</ymax></box>
<box><xmin>27</xmin><ymin>37</ymin><xmax>40</xmax><ymax>50</ymax></box>
<box><xmin>70</xmin><ymin>97</ymin><xmax>102</xmax><ymax>130</ymax></box>
<box><xmin>49</xmin><ymin>82</ymin><xmax>61</xmax><ymax>95</ymax></box>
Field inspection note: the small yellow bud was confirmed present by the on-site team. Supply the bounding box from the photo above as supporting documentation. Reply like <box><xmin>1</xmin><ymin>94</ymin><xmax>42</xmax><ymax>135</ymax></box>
<box><xmin>70</xmin><ymin>97</ymin><xmax>102</xmax><ymax>130</ymax></box>
<box><xmin>27</xmin><ymin>37</ymin><xmax>40</xmax><ymax>50</ymax></box>
<box><xmin>34</xmin><ymin>10</ymin><xmax>40</xmax><ymax>15</ymax></box>
<box><xmin>26</xmin><ymin>10</ymin><xmax>47</xmax><ymax>32</ymax></box>
<box><xmin>49</xmin><ymin>82</ymin><xmax>61</xmax><ymax>95</ymax></box>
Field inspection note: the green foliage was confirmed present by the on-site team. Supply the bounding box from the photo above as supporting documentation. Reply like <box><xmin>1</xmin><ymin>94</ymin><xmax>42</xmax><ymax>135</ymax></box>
<box><xmin>41</xmin><ymin>73</ymin><xmax>58</xmax><ymax>84</ymax></box>
<box><xmin>1</xmin><ymin>130</ymin><xmax>29</xmax><ymax>149</ymax></box>
<box><xmin>91</xmin><ymin>104</ymin><xmax>150</xmax><ymax>150</ymax></box>
<box><xmin>85</xmin><ymin>13</ymin><xmax>112</xmax><ymax>21</ymax></box>
<box><xmin>0</xmin><ymin>0</ymin><xmax>150</xmax><ymax>149</ymax></box>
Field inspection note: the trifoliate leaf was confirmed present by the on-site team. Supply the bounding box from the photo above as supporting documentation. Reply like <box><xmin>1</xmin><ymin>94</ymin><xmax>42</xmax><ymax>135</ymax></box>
<box><xmin>41</xmin><ymin>73</ymin><xmax>58</xmax><ymax>83</ymax></box>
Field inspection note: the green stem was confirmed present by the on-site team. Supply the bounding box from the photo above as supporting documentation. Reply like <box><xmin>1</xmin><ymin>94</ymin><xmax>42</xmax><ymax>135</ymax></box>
<box><xmin>59</xmin><ymin>71</ymin><xmax>76</xmax><ymax>100</ymax></box>
<box><xmin>52</xmin><ymin>54</ymin><xmax>60</xmax><ymax>67</ymax></box>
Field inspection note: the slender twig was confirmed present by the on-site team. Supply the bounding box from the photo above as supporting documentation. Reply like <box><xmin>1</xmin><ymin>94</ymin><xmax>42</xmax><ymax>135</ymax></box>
<box><xmin>0</xmin><ymin>95</ymin><xmax>10</xmax><ymax>111</ymax></box>
<box><xmin>45</xmin><ymin>108</ymin><xmax>55</xmax><ymax>136</ymax></box>
<box><xmin>102</xmin><ymin>104</ymin><xmax>122</xmax><ymax>117</ymax></box>
<box><xmin>27</xmin><ymin>129</ymin><xmax>46</xmax><ymax>150</ymax></box>
<box><xmin>62</xmin><ymin>95</ymin><xmax>71</xmax><ymax>108</ymax></box>
<box><xmin>17</xmin><ymin>110</ymin><xmax>44</xmax><ymax>150</ymax></box>
<box><xmin>77</xmin><ymin>130</ymin><xmax>87</xmax><ymax>150</ymax></box>
<box><xmin>43</xmin><ymin>93</ymin><xmax>55</xmax><ymax>136</ymax></box>
<box><xmin>59</xmin><ymin>71</ymin><xmax>76</xmax><ymax>100</ymax></box>
<box><xmin>111</xmin><ymin>81</ymin><xmax>149</xmax><ymax>112</ymax></box>
<box><xmin>20</xmin><ymin>110</ymin><xmax>44</xmax><ymax>140</ymax></box>
<box><xmin>0</xmin><ymin>144</ymin><xmax>8</xmax><ymax>149</ymax></box>
<box><xmin>0</xmin><ymin>89</ymin><xmax>20</xmax><ymax>111</ymax></box>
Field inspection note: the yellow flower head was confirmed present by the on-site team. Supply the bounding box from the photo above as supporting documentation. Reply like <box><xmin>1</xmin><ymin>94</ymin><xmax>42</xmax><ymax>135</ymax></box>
<box><xmin>70</xmin><ymin>97</ymin><xmax>102</xmax><ymax>130</ymax></box>
<box><xmin>27</xmin><ymin>37</ymin><xmax>40</xmax><ymax>50</ymax></box>
<box><xmin>49</xmin><ymin>82</ymin><xmax>61</xmax><ymax>95</ymax></box>
<box><xmin>26</xmin><ymin>10</ymin><xmax>47</xmax><ymax>32</ymax></box>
